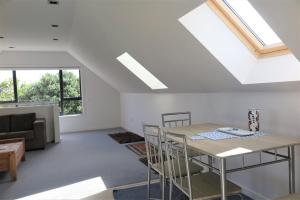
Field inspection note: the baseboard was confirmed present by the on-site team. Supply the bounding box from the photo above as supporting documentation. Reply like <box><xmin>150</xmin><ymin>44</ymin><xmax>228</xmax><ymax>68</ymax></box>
<box><xmin>61</xmin><ymin>127</ymin><xmax>124</xmax><ymax>134</ymax></box>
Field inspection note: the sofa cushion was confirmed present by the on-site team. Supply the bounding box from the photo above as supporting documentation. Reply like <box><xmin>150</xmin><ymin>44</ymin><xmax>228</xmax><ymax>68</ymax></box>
<box><xmin>0</xmin><ymin>132</ymin><xmax>9</xmax><ymax>136</ymax></box>
<box><xmin>0</xmin><ymin>115</ymin><xmax>10</xmax><ymax>133</ymax></box>
<box><xmin>0</xmin><ymin>130</ymin><xmax>34</xmax><ymax>140</ymax></box>
<box><xmin>10</xmin><ymin>113</ymin><xmax>36</xmax><ymax>132</ymax></box>
<box><xmin>10</xmin><ymin>130</ymin><xmax>34</xmax><ymax>140</ymax></box>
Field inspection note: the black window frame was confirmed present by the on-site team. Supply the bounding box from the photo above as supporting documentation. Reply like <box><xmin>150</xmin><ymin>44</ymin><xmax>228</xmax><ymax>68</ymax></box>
<box><xmin>0</xmin><ymin>69</ymin><xmax>82</xmax><ymax>116</ymax></box>
<box><xmin>59</xmin><ymin>69</ymin><xmax>83</xmax><ymax>115</ymax></box>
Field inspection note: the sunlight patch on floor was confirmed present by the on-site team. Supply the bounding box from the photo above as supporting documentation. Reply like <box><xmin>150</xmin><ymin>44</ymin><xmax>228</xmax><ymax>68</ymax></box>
<box><xmin>16</xmin><ymin>177</ymin><xmax>107</xmax><ymax>200</ymax></box>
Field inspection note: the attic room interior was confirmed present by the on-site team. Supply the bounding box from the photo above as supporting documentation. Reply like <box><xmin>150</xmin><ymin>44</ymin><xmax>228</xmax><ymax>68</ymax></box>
<box><xmin>0</xmin><ymin>0</ymin><xmax>300</xmax><ymax>199</ymax></box>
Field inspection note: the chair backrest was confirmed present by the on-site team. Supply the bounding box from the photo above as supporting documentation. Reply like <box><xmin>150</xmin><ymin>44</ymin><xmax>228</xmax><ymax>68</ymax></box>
<box><xmin>164</xmin><ymin>131</ymin><xmax>193</xmax><ymax>199</ymax></box>
<box><xmin>161</xmin><ymin>112</ymin><xmax>191</xmax><ymax>128</ymax></box>
<box><xmin>143</xmin><ymin>124</ymin><xmax>164</xmax><ymax>173</ymax></box>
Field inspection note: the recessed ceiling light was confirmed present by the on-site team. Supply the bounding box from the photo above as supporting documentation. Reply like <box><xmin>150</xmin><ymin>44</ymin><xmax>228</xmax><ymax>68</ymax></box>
<box><xmin>48</xmin><ymin>0</ymin><xmax>59</xmax><ymax>5</ymax></box>
<box><xmin>51</xmin><ymin>24</ymin><xmax>59</xmax><ymax>28</ymax></box>
<box><xmin>53</xmin><ymin>38</ymin><xmax>59</xmax><ymax>41</ymax></box>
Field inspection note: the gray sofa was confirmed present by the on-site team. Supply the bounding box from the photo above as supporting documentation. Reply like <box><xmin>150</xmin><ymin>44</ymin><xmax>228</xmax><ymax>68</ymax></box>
<box><xmin>0</xmin><ymin>113</ymin><xmax>46</xmax><ymax>150</ymax></box>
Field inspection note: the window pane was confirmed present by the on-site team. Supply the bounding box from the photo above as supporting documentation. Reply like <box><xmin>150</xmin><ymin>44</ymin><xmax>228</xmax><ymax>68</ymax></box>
<box><xmin>224</xmin><ymin>0</ymin><xmax>282</xmax><ymax>46</ymax></box>
<box><xmin>0</xmin><ymin>70</ymin><xmax>14</xmax><ymax>102</ymax></box>
<box><xmin>63</xmin><ymin>69</ymin><xmax>81</xmax><ymax>98</ymax></box>
<box><xmin>63</xmin><ymin>100</ymin><xmax>82</xmax><ymax>115</ymax></box>
<box><xmin>17</xmin><ymin>70</ymin><xmax>60</xmax><ymax>103</ymax></box>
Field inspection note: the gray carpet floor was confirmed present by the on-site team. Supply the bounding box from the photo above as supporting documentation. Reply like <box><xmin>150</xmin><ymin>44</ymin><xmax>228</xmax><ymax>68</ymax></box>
<box><xmin>0</xmin><ymin>128</ymin><xmax>152</xmax><ymax>200</ymax></box>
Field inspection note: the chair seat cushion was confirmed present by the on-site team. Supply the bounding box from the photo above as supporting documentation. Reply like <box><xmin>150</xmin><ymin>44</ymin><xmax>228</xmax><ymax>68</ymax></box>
<box><xmin>275</xmin><ymin>193</ymin><xmax>300</xmax><ymax>200</ymax></box>
<box><xmin>153</xmin><ymin>157</ymin><xmax>203</xmax><ymax>176</ymax></box>
<box><xmin>179</xmin><ymin>172</ymin><xmax>241</xmax><ymax>200</ymax></box>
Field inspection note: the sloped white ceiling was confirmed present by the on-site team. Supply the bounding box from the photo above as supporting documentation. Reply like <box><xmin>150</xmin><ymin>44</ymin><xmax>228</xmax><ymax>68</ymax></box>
<box><xmin>1</xmin><ymin>0</ymin><xmax>300</xmax><ymax>92</ymax></box>
<box><xmin>0</xmin><ymin>0</ymin><xmax>75</xmax><ymax>51</ymax></box>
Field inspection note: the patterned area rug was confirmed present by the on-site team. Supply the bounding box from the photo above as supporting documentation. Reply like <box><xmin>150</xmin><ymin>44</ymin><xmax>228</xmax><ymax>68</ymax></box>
<box><xmin>109</xmin><ymin>132</ymin><xmax>144</xmax><ymax>144</ymax></box>
<box><xmin>126</xmin><ymin>142</ymin><xmax>147</xmax><ymax>157</ymax></box>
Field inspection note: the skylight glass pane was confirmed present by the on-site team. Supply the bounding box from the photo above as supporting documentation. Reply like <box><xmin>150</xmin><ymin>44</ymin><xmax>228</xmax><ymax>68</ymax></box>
<box><xmin>117</xmin><ymin>52</ymin><xmax>168</xmax><ymax>90</ymax></box>
<box><xmin>224</xmin><ymin>0</ymin><xmax>282</xmax><ymax>46</ymax></box>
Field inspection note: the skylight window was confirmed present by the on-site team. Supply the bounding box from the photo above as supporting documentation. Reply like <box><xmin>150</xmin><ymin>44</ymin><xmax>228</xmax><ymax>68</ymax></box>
<box><xmin>117</xmin><ymin>52</ymin><xmax>168</xmax><ymax>90</ymax></box>
<box><xmin>207</xmin><ymin>0</ymin><xmax>289</xmax><ymax>58</ymax></box>
<box><xmin>223</xmin><ymin>0</ymin><xmax>282</xmax><ymax>46</ymax></box>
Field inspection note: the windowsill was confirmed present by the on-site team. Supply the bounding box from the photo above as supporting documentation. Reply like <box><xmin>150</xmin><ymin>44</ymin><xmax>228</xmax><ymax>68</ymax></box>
<box><xmin>0</xmin><ymin>103</ymin><xmax>57</xmax><ymax>108</ymax></box>
<box><xmin>59</xmin><ymin>113</ymin><xmax>83</xmax><ymax>118</ymax></box>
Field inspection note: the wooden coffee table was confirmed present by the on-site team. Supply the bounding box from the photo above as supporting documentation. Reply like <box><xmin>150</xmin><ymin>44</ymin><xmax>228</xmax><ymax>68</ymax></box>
<box><xmin>0</xmin><ymin>138</ymin><xmax>25</xmax><ymax>181</ymax></box>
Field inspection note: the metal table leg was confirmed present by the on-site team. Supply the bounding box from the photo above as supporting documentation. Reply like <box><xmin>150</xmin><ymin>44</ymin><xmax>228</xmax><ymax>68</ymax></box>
<box><xmin>288</xmin><ymin>146</ymin><xmax>295</xmax><ymax>194</ymax></box>
<box><xmin>208</xmin><ymin>155</ymin><xmax>213</xmax><ymax>172</ymax></box>
<box><xmin>220</xmin><ymin>158</ymin><xmax>227</xmax><ymax>200</ymax></box>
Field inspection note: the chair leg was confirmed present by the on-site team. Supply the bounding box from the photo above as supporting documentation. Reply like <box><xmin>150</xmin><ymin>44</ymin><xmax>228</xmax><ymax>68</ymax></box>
<box><xmin>147</xmin><ymin>164</ymin><xmax>151</xmax><ymax>200</ymax></box>
<box><xmin>161</xmin><ymin>175</ymin><xmax>165</xmax><ymax>200</ymax></box>
<box><xmin>238</xmin><ymin>193</ymin><xmax>244</xmax><ymax>200</ymax></box>
<box><xmin>169</xmin><ymin>179</ymin><xmax>173</xmax><ymax>200</ymax></box>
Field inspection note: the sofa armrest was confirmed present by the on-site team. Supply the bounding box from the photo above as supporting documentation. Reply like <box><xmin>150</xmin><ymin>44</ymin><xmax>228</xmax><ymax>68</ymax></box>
<box><xmin>33</xmin><ymin>118</ymin><xmax>46</xmax><ymax>148</ymax></box>
<box><xmin>34</xmin><ymin>119</ymin><xmax>46</xmax><ymax>132</ymax></box>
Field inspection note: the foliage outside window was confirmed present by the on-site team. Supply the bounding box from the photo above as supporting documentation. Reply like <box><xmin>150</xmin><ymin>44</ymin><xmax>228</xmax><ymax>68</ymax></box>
<box><xmin>0</xmin><ymin>70</ymin><xmax>15</xmax><ymax>102</ymax></box>
<box><xmin>0</xmin><ymin>69</ymin><xmax>82</xmax><ymax>115</ymax></box>
<box><xmin>61</xmin><ymin>70</ymin><xmax>82</xmax><ymax>115</ymax></box>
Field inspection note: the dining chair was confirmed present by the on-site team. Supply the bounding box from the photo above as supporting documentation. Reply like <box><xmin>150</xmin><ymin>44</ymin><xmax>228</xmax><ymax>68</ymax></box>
<box><xmin>143</xmin><ymin>124</ymin><xmax>203</xmax><ymax>200</ymax></box>
<box><xmin>164</xmin><ymin>131</ymin><xmax>242</xmax><ymax>200</ymax></box>
<box><xmin>161</xmin><ymin>111</ymin><xmax>202</xmax><ymax>159</ymax></box>
<box><xmin>161</xmin><ymin>112</ymin><xmax>191</xmax><ymax>128</ymax></box>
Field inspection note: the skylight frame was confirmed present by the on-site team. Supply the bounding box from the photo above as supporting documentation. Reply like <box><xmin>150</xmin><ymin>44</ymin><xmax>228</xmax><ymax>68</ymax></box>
<box><xmin>117</xmin><ymin>52</ymin><xmax>168</xmax><ymax>90</ymax></box>
<box><xmin>206</xmin><ymin>0</ymin><xmax>290</xmax><ymax>58</ymax></box>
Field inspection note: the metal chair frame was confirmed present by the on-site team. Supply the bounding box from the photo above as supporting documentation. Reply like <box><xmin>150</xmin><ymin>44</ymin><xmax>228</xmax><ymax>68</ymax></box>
<box><xmin>143</xmin><ymin>124</ymin><xmax>166</xmax><ymax>200</ymax></box>
<box><xmin>162</xmin><ymin>112</ymin><xmax>209</xmax><ymax>168</ymax></box>
<box><xmin>164</xmin><ymin>131</ymin><xmax>193</xmax><ymax>200</ymax></box>
<box><xmin>162</xmin><ymin>112</ymin><xmax>192</xmax><ymax>128</ymax></box>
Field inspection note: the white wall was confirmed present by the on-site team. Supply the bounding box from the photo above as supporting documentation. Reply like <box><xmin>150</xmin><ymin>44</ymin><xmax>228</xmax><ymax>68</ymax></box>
<box><xmin>121</xmin><ymin>92</ymin><xmax>300</xmax><ymax>199</ymax></box>
<box><xmin>60</xmin><ymin>65</ymin><xmax>121</xmax><ymax>133</ymax></box>
<box><xmin>0</xmin><ymin>51</ymin><xmax>121</xmax><ymax>133</ymax></box>
<box><xmin>121</xmin><ymin>93</ymin><xmax>210</xmax><ymax>135</ymax></box>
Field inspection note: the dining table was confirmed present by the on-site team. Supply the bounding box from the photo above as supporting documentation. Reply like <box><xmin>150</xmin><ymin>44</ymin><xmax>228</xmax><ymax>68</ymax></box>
<box><xmin>163</xmin><ymin>123</ymin><xmax>300</xmax><ymax>200</ymax></box>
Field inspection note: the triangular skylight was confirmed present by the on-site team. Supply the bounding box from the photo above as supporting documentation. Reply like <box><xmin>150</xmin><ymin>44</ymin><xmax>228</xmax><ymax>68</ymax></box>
<box><xmin>179</xmin><ymin>0</ymin><xmax>300</xmax><ymax>84</ymax></box>
<box><xmin>117</xmin><ymin>52</ymin><xmax>168</xmax><ymax>90</ymax></box>
<box><xmin>206</xmin><ymin>0</ymin><xmax>289</xmax><ymax>58</ymax></box>
<box><xmin>223</xmin><ymin>0</ymin><xmax>282</xmax><ymax>46</ymax></box>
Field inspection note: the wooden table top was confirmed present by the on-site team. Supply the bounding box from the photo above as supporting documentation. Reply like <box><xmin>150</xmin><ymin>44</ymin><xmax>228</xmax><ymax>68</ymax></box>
<box><xmin>163</xmin><ymin>123</ymin><xmax>300</xmax><ymax>158</ymax></box>
<box><xmin>0</xmin><ymin>141</ymin><xmax>24</xmax><ymax>154</ymax></box>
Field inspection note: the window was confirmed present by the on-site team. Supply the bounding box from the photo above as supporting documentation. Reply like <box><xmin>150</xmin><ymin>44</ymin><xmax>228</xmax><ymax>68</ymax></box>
<box><xmin>207</xmin><ymin>0</ymin><xmax>289</xmax><ymax>58</ymax></box>
<box><xmin>0</xmin><ymin>70</ymin><xmax>16</xmax><ymax>102</ymax></box>
<box><xmin>117</xmin><ymin>52</ymin><xmax>168</xmax><ymax>90</ymax></box>
<box><xmin>0</xmin><ymin>69</ymin><xmax>82</xmax><ymax>115</ymax></box>
<box><xmin>17</xmin><ymin>70</ymin><xmax>60</xmax><ymax>103</ymax></box>
<box><xmin>60</xmin><ymin>70</ymin><xmax>82</xmax><ymax>115</ymax></box>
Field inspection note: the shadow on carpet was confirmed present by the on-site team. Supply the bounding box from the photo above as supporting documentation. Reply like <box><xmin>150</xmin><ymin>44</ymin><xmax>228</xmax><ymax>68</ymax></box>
<box><xmin>113</xmin><ymin>182</ymin><xmax>253</xmax><ymax>200</ymax></box>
